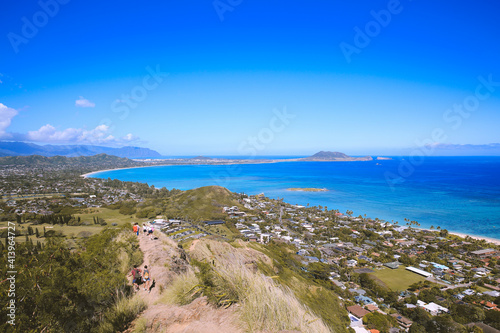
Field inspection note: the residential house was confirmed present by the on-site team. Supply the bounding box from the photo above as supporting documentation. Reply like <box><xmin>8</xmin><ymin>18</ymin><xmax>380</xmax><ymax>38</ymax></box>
<box><xmin>390</xmin><ymin>313</ymin><xmax>413</xmax><ymax>331</ymax></box>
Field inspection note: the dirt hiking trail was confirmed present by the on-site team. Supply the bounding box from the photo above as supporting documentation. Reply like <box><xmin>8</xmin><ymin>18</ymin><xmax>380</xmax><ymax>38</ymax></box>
<box><xmin>124</xmin><ymin>232</ymin><xmax>243</xmax><ymax>333</ymax></box>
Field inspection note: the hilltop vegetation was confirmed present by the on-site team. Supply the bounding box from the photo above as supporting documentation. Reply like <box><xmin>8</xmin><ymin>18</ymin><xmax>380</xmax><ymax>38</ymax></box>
<box><xmin>0</xmin><ymin>226</ymin><xmax>144</xmax><ymax>333</ymax></box>
<box><xmin>135</xmin><ymin>186</ymin><xmax>242</xmax><ymax>221</ymax></box>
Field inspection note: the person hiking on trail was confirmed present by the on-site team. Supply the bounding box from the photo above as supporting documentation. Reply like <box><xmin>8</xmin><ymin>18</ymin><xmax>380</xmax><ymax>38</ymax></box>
<box><xmin>148</xmin><ymin>225</ymin><xmax>154</xmax><ymax>240</ymax></box>
<box><xmin>143</xmin><ymin>265</ymin><xmax>151</xmax><ymax>292</ymax></box>
<box><xmin>129</xmin><ymin>265</ymin><xmax>142</xmax><ymax>291</ymax></box>
<box><xmin>142</xmin><ymin>223</ymin><xmax>147</xmax><ymax>236</ymax></box>
<box><xmin>132</xmin><ymin>223</ymin><xmax>139</xmax><ymax>236</ymax></box>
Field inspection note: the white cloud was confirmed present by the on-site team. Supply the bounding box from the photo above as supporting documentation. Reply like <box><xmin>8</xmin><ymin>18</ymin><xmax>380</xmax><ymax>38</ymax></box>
<box><xmin>25</xmin><ymin>124</ymin><xmax>139</xmax><ymax>146</ymax></box>
<box><xmin>0</xmin><ymin>103</ymin><xmax>18</xmax><ymax>139</ymax></box>
<box><xmin>75</xmin><ymin>96</ymin><xmax>96</xmax><ymax>108</ymax></box>
<box><xmin>122</xmin><ymin>133</ymin><xmax>138</xmax><ymax>142</ymax></box>
<box><xmin>0</xmin><ymin>102</ymin><xmax>140</xmax><ymax>146</ymax></box>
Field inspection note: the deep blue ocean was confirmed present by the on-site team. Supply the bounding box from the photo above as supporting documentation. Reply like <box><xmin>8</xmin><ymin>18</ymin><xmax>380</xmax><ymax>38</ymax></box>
<box><xmin>90</xmin><ymin>157</ymin><xmax>500</xmax><ymax>240</ymax></box>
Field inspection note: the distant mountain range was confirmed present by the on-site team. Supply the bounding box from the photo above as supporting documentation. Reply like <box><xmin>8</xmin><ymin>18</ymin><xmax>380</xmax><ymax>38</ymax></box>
<box><xmin>425</xmin><ymin>143</ymin><xmax>500</xmax><ymax>155</ymax></box>
<box><xmin>0</xmin><ymin>141</ymin><xmax>161</xmax><ymax>159</ymax></box>
<box><xmin>0</xmin><ymin>153</ymin><xmax>139</xmax><ymax>167</ymax></box>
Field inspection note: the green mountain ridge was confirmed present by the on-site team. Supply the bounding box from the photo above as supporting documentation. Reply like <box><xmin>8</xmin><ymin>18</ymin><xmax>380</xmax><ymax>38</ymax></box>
<box><xmin>0</xmin><ymin>153</ymin><xmax>138</xmax><ymax>166</ymax></box>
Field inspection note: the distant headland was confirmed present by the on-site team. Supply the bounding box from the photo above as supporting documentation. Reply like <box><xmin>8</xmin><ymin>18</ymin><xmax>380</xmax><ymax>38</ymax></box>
<box><xmin>132</xmin><ymin>151</ymin><xmax>374</xmax><ymax>166</ymax></box>
<box><xmin>300</xmin><ymin>151</ymin><xmax>372</xmax><ymax>162</ymax></box>
<box><xmin>80</xmin><ymin>151</ymin><xmax>376</xmax><ymax>178</ymax></box>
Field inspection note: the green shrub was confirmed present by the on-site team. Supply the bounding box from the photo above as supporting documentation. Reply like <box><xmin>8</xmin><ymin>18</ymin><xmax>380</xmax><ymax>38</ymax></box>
<box><xmin>0</xmin><ymin>226</ymin><xmax>144</xmax><ymax>332</ymax></box>
<box><xmin>98</xmin><ymin>292</ymin><xmax>146</xmax><ymax>333</ymax></box>
<box><xmin>159</xmin><ymin>269</ymin><xmax>199</xmax><ymax>305</ymax></box>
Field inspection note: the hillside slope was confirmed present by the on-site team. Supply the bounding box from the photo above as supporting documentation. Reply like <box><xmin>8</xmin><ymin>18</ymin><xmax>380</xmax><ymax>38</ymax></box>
<box><xmin>162</xmin><ymin>186</ymin><xmax>243</xmax><ymax>221</ymax></box>
<box><xmin>0</xmin><ymin>153</ymin><xmax>139</xmax><ymax>167</ymax></box>
<box><xmin>126</xmin><ymin>232</ymin><xmax>349</xmax><ymax>332</ymax></box>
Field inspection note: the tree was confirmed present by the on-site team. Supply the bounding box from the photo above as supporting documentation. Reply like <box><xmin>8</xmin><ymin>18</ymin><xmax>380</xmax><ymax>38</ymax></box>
<box><xmin>425</xmin><ymin>315</ymin><xmax>466</xmax><ymax>333</ymax></box>
<box><xmin>0</xmin><ymin>227</ymin><xmax>144</xmax><ymax>332</ymax></box>
<box><xmin>406</xmin><ymin>307</ymin><xmax>431</xmax><ymax>326</ymax></box>
<box><xmin>409</xmin><ymin>323</ymin><xmax>427</xmax><ymax>333</ymax></box>
<box><xmin>485</xmin><ymin>309</ymin><xmax>500</xmax><ymax>330</ymax></box>
<box><xmin>363</xmin><ymin>312</ymin><xmax>397</xmax><ymax>333</ymax></box>
<box><xmin>408</xmin><ymin>294</ymin><xmax>418</xmax><ymax>304</ymax></box>
<box><xmin>308</xmin><ymin>262</ymin><xmax>330</xmax><ymax>280</ymax></box>
<box><xmin>451</xmin><ymin>304</ymin><xmax>485</xmax><ymax>324</ymax></box>
<box><xmin>384</xmin><ymin>291</ymin><xmax>399</xmax><ymax>304</ymax></box>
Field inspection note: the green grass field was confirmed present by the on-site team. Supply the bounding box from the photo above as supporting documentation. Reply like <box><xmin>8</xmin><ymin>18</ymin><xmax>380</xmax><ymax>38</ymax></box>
<box><xmin>75</xmin><ymin>207</ymin><xmax>149</xmax><ymax>226</ymax></box>
<box><xmin>0</xmin><ymin>207</ymin><xmax>150</xmax><ymax>242</ymax></box>
<box><xmin>370</xmin><ymin>266</ymin><xmax>426</xmax><ymax>291</ymax></box>
<box><xmin>477</xmin><ymin>285</ymin><xmax>495</xmax><ymax>293</ymax></box>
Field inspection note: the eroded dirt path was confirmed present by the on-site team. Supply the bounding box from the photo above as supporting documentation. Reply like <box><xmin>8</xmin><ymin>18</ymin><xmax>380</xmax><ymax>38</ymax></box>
<box><xmin>125</xmin><ymin>232</ymin><xmax>242</xmax><ymax>333</ymax></box>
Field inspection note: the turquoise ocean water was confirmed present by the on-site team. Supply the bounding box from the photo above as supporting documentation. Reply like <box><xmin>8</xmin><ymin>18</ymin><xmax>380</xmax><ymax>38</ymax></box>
<box><xmin>90</xmin><ymin>157</ymin><xmax>500</xmax><ymax>240</ymax></box>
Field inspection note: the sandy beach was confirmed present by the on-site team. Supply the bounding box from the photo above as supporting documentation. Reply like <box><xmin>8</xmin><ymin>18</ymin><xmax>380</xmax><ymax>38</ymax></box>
<box><xmin>80</xmin><ymin>163</ymin><xmax>180</xmax><ymax>178</ymax></box>
<box><xmin>448</xmin><ymin>231</ymin><xmax>500</xmax><ymax>246</ymax></box>
<box><xmin>81</xmin><ymin>167</ymin><xmax>133</xmax><ymax>178</ymax></box>
<box><xmin>416</xmin><ymin>227</ymin><xmax>500</xmax><ymax>246</ymax></box>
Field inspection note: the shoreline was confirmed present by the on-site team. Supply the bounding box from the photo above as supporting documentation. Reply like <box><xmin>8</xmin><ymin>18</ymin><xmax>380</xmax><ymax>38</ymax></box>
<box><xmin>83</xmin><ymin>165</ymin><xmax>500</xmax><ymax>247</ymax></box>
<box><xmin>449</xmin><ymin>231</ymin><xmax>500</xmax><ymax>246</ymax></box>
<box><xmin>80</xmin><ymin>164</ymin><xmax>170</xmax><ymax>178</ymax></box>
<box><xmin>81</xmin><ymin>157</ymin><xmax>377</xmax><ymax>178</ymax></box>
<box><xmin>416</xmin><ymin>228</ymin><xmax>500</xmax><ymax>246</ymax></box>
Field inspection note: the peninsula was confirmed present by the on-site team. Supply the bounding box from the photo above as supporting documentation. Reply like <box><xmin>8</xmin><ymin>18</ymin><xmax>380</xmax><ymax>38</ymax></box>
<box><xmin>132</xmin><ymin>151</ymin><xmax>374</xmax><ymax>167</ymax></box>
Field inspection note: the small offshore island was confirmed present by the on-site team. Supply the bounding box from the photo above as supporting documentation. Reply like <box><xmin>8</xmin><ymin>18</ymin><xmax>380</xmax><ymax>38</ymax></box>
<box><xmin>287</xmin><ymin>187</ymin><xmax>329</xmax><ymax>192</ymax></box>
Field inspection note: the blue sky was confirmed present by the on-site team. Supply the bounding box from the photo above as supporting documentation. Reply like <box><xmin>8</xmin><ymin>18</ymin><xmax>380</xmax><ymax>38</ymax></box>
<box><xmin>1</xmin><ymin>0</ymin><xmax>499</xmax><ymax>156</ymax></box>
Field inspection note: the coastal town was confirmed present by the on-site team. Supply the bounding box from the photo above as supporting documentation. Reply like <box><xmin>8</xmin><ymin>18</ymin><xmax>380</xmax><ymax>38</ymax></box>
<box><xmin>1</xmin><ymin>157</ymin><xmax>500</xmax><ymax>332</ymax></box>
